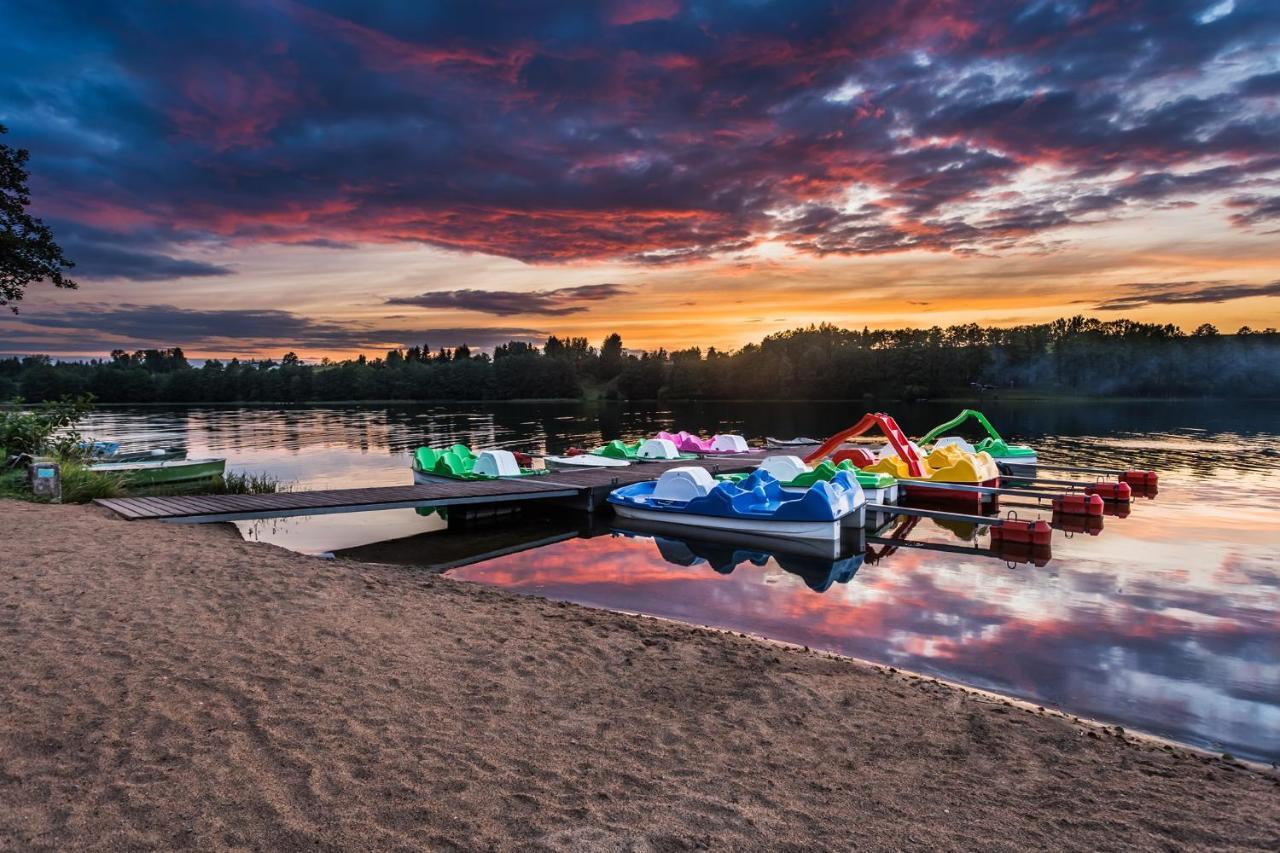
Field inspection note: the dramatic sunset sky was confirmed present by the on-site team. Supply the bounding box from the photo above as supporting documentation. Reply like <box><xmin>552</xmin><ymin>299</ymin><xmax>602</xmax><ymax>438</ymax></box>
<box><xmin>2</xmin><ymin>0</ymin><xmax>1278</xmax><ymax>358</ymax></box>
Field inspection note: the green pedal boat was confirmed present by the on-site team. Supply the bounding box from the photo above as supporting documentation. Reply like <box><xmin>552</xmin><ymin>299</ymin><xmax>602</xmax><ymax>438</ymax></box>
<box><xmin>918</xmin><ymin>409</ymin><xmax>1038</xmax><ymax>474</ymax></box>
<box><xmin>412</xmin><ymin>444</ymin><xmax>546</xmax><ymax>483</ymax></box>
<box><xmin>719</xmin><ymin>456</ymin><xmax>899</xmax><ymax>505</ymax></box>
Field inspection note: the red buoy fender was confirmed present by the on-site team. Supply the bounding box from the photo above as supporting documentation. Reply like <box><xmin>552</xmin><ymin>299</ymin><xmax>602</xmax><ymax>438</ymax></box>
<box><xmin>991</xmin><ymin>519</ymin><xmax>1052</xmax><ymax>546</ymax></box>
<box><xmin>1121</xmin><ymin>470</ymin><xmax>1158</xmax><ymax>488</ymax></box>
<box><xmin>1052</xmin><ymin>493</ymin><xmax>1104</xmax><ymax>517</ymax></box>
<box><xmin>1085</xmin><ymin>481</ymin><xmax>1132</xmax><ymax>501</ymax></box>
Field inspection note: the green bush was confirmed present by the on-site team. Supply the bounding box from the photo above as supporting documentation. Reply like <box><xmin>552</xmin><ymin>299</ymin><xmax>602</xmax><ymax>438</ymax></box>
<box><xmin>0</xmin><ymin>395</ymin><xmax>94</xmax><ymax>459</ymax></box>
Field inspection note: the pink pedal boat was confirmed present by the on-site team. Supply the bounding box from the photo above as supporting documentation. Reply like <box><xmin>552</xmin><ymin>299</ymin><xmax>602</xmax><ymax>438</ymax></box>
<box><xmin>655</xmin><ymin>431</ymin><xmax>751</xmax><ymax>454</ymax></box>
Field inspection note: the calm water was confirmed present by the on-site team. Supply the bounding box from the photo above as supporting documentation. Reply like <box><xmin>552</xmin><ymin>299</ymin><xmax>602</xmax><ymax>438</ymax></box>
<box><xmin>82</xmin><ymin>400</ymin><xmax>1280</xmax><ymax>761</ymax></box>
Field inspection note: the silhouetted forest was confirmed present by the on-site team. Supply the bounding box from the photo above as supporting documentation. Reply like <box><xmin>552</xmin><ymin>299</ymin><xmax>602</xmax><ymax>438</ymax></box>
<box><xmin>3</xmin><ymin>318</ymin><xmax>1277</xmax><ymax>404</ymax></box>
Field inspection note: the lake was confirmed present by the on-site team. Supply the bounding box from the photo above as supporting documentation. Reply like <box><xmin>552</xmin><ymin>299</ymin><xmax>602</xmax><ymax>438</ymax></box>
<box><xmin>80</xmin><ymin>400</ymin><xmax>1280</xmax><ymax>762</ymax></box>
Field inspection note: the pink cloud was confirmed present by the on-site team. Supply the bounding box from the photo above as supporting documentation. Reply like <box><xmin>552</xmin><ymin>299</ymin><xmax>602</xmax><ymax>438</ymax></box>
<box><xmin>609</xmin><ymin>0</ymin><xmax>681</xmax><ymax>27</ymax></box>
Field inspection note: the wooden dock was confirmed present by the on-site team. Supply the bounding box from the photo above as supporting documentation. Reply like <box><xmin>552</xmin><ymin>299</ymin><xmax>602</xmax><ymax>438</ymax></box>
<box><xmin>96</xmin><ymin>477</ymin><xmax>579</xmax><ymax>524</ymax></box>
<box><xmin>94</xmin><ymin>450</ymin><xmax>787</xmax><ymax>523</ymax></box>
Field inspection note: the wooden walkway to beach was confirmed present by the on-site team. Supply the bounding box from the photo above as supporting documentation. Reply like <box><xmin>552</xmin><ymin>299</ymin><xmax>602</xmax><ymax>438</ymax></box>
<box><xmin>96</xmin><ymin>477</ymin><xmax>579</xmax><ymax>523</ymax></box>
<box><xmin>94</xmin><ymin>450</ymin><xmax>793</xmax><ymax>523</ymax></box>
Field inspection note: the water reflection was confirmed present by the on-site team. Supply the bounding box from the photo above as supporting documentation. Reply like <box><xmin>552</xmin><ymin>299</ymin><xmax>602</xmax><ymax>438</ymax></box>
<box><xmin>613</xmin><ymin>521</ymin><xmax>866</xmax><ymax>592</ymax></box>
<box><xmin>237</xmin><ymin>508</ymin><xmax>448</xmax><ymax>556</ymax></box>
<box><xmin>81</xmin><ymin>399</ymin><xmax>1280</xmax><ymax>490</ymax></box>
<box><xmin>866</xmin><ymin>517</ymin><xmax>1054</xmax><ymax>568</ymax></box>
<box><xmin>449</xmin><ymin>506</ymin><xmax>1279</xmax><ymax>761</ymax></box>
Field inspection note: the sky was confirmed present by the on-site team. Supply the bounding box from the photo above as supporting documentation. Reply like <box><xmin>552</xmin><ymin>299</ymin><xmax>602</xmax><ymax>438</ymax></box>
<box><xmin>1</xmin><ymin>0</ymin><xmax>1278</xmax><ymax>359</ymax></box>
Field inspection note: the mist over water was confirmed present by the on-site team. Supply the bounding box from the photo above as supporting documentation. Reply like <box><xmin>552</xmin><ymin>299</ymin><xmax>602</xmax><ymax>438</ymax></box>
<box><xmin>83</xmin><ymin>399</ymin><xmax>1280</xmax><ymax>761</ymax></box>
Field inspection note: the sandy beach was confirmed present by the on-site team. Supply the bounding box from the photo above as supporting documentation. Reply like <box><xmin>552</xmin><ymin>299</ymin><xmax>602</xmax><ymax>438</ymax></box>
<box><xmin>1</xmin><ymin>499</ymin><xmax>1276</xmax><ymax>851</ymax></box>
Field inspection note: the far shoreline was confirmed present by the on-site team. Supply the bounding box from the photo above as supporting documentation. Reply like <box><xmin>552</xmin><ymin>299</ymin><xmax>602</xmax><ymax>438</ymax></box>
<box><xmin>8</xmin><ymin>394</ymin><xmax>1278</xmax><ymax>409</ymax></box>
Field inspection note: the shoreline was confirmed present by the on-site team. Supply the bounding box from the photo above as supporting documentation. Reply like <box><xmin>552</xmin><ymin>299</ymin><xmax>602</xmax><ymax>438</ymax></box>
<box><xmin>3</xmin><ymin>499</ymin><xmax>1277</xmax><ymax>850</ymax></box>
<box><xmin>8</xmin><ymin>395</ymin><xmax>1275</xmax><ymax>410</ymax></box>
<box><xmin>607</xmin><ymin>608</ymin><xmax>1277</xmax><ymax>774</ymax></box>
<box><xmin>96</xmin><ymin>507</ymin><xmax>1250</xmax><ymax>764</ymax></box>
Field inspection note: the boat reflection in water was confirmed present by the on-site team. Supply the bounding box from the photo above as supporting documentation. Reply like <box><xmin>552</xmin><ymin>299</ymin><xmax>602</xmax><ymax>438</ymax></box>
<box><xmin>612</xmin><ymin>521</ymin><xmax>867</xmax><ymax>594</ymax></box>
<box><xmin>614</xmin><ymin>509</ymin><xmax>1053</xmax><ymax>592</ymax></box>
<box><xmin>329</xmin><ymin>502</ymin><xmax>1053</xmax><ymax>590</ymax></box>
<box><xmin>866</xmin><ymin>512</ymin><xmax>1053</xmax><ymax>568</ymax></box>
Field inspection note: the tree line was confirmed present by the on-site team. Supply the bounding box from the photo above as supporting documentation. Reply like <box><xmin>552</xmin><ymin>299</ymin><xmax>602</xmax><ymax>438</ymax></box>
<box><xmin>2</xmin><ymin>318</ymin><xmax>1277</xmax><ymax>404</ymax></box>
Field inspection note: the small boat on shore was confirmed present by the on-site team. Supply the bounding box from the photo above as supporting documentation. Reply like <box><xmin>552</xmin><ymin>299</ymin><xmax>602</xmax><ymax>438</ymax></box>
<box><xmin>412</xmin><ymin>445</ymin><xmax>547</xmax><ymax>484</ymax></box>
<box><xmin>82</xmin><ymin>441</ymin><xmax>187</xmax><ymax>463</ymax></box>
<box><xmin>88</xmin><ymin>457</ymin><xmax>225</xmax><ymax>486</ymax></box>
<box><xmin>83</xmin><ymin>440</ymin><xmax>120</xmax><ymax>457</ymax></box>
<box><xmin>608</xmin><ymin>467</ymin><xmax>864</xmax><ymax>541</ymax></box>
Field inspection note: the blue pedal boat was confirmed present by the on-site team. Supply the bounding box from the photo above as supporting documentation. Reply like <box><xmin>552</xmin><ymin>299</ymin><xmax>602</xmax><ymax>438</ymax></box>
<box><xmin>607</xmin><ymin>467</ymin><xmax>865</xmax><ymax>541</ymax></box>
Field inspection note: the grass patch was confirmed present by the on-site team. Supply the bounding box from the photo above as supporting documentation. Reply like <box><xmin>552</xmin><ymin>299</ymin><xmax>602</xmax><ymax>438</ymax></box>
<box><xmin>208</xmin><ymin>471</ymin><xmax>288</xmax><ymax>495</ymax></box>
<box><xmin>0</xmin><ymin>462</ymin><xmax>125</xmax><ymax>504</ymax></box>
<box><xmin>136</xmin><ymin>470</ymin><xmax>288</xmax><ymax>497</ymax></box>
<box><xmin>0</xmin><ymin>469</ymin><xmax>26</xmax><ymax>500</ymax></box>
<box><xmin>60</xmin><ymin>463</ymin><xmax>127</xmax><ymax>502</ymax></box>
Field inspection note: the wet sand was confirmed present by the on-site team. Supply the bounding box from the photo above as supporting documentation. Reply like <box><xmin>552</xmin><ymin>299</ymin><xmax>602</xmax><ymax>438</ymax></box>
<box><xmin>1</xmin><ymin>499</ymin><xmax>1276</xmax><ymax>851</ymax></box>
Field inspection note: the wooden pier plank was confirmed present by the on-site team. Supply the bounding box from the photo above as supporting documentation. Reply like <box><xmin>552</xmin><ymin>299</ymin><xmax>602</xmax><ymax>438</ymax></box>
<box><xmin>97</xmin><ymin>497</ymin><xmax>150</xmax><ymax>519</ymax></box>
<box><xmin>127</xmin><ymin>496</ymin><xmax>195</xmax><ymax>515</ymax></box>
<box><xmin>168</xmin><ymin>496</ymin><xmax>245</xmax><ymax>515</ymax></box>
<box><xmin>95</xmin><ymin>476</ymin><xmax>582</xmax><ymax>522</ymax></box>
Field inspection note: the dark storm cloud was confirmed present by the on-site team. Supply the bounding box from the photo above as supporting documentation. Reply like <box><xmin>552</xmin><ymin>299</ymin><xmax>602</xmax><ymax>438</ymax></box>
<box><xmin>291</xmin><ymin>238</ymin><xmax>359</xmax><ymax>250</ymax></box>
<box><xmin>1094</xmin><ymin>280</ymin><xmax>1280</xmax><ymax>311</ymax></box>
<box><xmin>1</xmin><ymin>0</ymin><xmax>1277</xmax><ymax>266</ymax></box>
<box><xmin>4</xmin><ymin>304</ymin><xmax>546</xmax><ymax>349</ymax></box>
<box><xmin>50</xmin><ymin>222</ymin><xmax>233</xmax><ymax>281</ymax></box>
<box><xmin>1240</xmin><ymin>70</ymin><xmax>1280</xmax><ymax>96</ymax></box>
<box><xmin>60</xmin><ymin>243</ymin><xmax>231</xmax><ymax>281</ymax></box>
<box><xmin>387</xmin><ymin>283</ymin><xmax>633</xmax><ymax>316</ymax></box>
<box><xmin>1225</xmin><ymin>195</ymin><xmax>1280</xmax><ymax>228</ymax></box>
